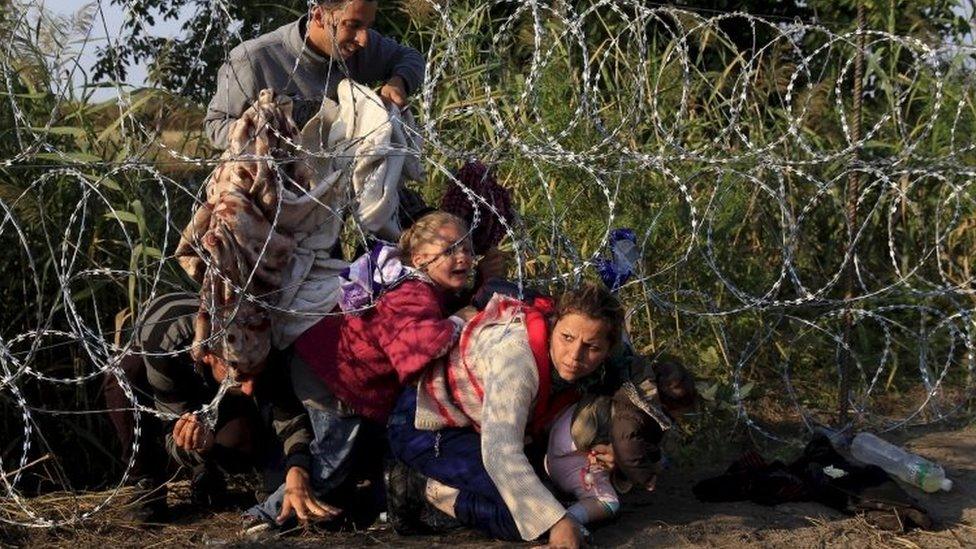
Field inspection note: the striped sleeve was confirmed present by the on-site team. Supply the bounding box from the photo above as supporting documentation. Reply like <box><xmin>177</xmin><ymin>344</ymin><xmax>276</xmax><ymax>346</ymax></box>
<box><xmin>262</xmin><ymin>356</ymin><xmax>313</xmax><ymax>472</ymax></box>
<box><xmin>140</xmin><ymin>293</ymin><xmax>200</xmax><ymax>416</ymax></box>
<box><xmin>138</xmin><ymin>292</ymin><xmax>205</xmax><ymax>467</ymax></box>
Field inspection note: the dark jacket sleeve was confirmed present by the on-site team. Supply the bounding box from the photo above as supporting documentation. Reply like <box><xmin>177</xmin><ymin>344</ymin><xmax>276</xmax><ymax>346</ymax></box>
<box><xmin>260</xmin><ymin>357</ymin><xmax>313</xmax><ymax>473</ymax></box>
<box><xmin>357</xmin><ymin>30</ymin><xmax>425</xmax><ymax>95</ymax></box>
<box><xmin>611</xmin><ymin>392</ymin><xmax>664</xmax><ymax>487</ymax></box>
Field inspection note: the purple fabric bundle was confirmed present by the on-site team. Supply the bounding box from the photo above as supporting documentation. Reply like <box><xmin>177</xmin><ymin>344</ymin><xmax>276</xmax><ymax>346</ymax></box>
<box><xmin>597</xmin><ymin>228</ymin><xmax>639</xmax><ymax>292</ymax></box>
<box><xmin>338</xmin><ymin>243</ymin><xmax>416</xmax><ymax>313</ymax></box>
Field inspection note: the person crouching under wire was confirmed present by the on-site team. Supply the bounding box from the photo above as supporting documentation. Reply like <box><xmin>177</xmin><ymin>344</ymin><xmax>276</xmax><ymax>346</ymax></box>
<box><xmin>104</xmin><ymin>292</ymin><xmax>334</xmax><ymax>523</ymax></box>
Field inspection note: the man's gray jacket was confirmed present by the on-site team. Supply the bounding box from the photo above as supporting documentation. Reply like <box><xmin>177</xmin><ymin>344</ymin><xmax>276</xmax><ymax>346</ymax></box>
<box><xmin>205</xmin><ymin>17</ymin><xmax>425</xmax><ymax>149</ymax></box>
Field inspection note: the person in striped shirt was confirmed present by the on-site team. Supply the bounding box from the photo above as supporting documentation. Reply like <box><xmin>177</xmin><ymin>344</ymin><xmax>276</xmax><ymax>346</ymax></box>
<box><xmin>133</xmin><ymin>292</ymin><xmax>333</xmax><ymax>521</ymax></box>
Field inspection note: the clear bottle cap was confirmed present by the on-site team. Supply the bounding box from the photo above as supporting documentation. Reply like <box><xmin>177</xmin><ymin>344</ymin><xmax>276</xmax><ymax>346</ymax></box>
<box><xmin>941</xmin><ymin>478</ymin><xmax>953</xmax><ymax>491</ymax></box>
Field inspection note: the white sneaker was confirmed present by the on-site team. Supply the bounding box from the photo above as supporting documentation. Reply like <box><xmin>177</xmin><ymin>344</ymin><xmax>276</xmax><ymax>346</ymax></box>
<box><xmin>240</xmin><ymin>516</ymin><xmax>273</xmax><ymax>539</ymax></box>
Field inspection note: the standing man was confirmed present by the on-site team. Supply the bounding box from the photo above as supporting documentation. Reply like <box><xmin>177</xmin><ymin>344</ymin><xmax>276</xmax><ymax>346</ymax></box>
<box><xmin>205</xmin><ymin>0</ymin><xmax>425</xmax><ymax>149</ymax></box>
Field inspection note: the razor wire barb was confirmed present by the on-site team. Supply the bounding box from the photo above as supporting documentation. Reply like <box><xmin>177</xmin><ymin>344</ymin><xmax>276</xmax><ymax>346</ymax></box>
<box><xmin>1</xmin><ymin>0</ymin><xmax>976</xmax><ymax>528</ymax></box>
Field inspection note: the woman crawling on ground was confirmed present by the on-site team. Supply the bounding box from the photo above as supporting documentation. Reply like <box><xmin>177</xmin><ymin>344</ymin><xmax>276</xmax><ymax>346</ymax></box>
<box><xmin>387</xmin><ymin>282</ymin><xmax>625</xmax><ymax>548</ymax></box>
<box><xmin>242</xmin><ymin>211</ymin><xmax>504</xmax><ymax>533</ymax></box>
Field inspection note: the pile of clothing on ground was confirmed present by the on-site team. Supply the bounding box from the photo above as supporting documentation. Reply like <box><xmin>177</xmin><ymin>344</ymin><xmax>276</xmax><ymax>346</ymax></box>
<box><xmin>693</xmin><ymin>435</ymin><xmax>932</xmax><ymax>532</ymax></box>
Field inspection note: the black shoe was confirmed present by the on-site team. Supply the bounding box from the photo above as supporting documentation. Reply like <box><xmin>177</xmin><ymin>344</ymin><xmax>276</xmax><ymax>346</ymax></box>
<box><xmin>346</xmin><ymin>477</ymin><xmax>382</xmax><ymax>530</ymax></box>
<box><xmin>384</xmin><ymin>459</ymin><xmax>429</xmax><ymax>535</ymax></box>
<box><xmin>190</xmin><ymin>465</ymin><xmax>226</xmax><ymax>507</ymax></box>
<box><xmin>419</xmin><ymin>503</ymin><xmax>461</xmax><ymax>534</ymax></box>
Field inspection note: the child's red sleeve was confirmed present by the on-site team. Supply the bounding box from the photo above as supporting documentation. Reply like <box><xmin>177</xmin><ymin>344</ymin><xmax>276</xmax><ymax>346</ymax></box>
<box><xmin>377</xmin><ymin>281</ymin><xmax>458</xmax><ymax>383</ymax></box>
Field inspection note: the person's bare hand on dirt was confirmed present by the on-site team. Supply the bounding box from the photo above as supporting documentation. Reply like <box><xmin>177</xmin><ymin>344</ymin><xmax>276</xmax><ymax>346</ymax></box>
<box><xmin>173</xmin><ymin>413</ymin><xmax>214</xmax><ymax>453</ymax></box>
<box><xmin>534</xmin><ymin>515</ymin><xmax>584</xmax><ymax>549</ymax></box>
<box><xmin>276</xmin><ymin>466</ymin><xmax>340</xmax><ymax>524</ymax></box>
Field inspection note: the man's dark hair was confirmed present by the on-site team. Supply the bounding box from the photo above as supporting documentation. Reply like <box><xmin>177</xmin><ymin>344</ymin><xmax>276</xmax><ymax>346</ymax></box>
<box><xmin>314</xmin><ymin>0</ymin><xmax>376</xmax><ymax>9</ymax></box>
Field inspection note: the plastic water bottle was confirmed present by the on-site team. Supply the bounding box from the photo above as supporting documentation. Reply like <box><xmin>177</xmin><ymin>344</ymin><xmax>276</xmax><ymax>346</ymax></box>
<box><xmin>850</xmin><ymin>432</ymin><xmax>952</xmax><ymax>493</ymax></box>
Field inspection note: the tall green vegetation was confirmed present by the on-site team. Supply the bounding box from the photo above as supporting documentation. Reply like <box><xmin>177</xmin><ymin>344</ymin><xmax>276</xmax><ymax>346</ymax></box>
<box><xmin>0</xmin><ymin>2</ymin><xmax>209</xmax><ymax>491</ymax></box>
<box><xmin>0</xmin><ymin>2</ymin><xmax>973</xmax><ymax>490</ymax></box>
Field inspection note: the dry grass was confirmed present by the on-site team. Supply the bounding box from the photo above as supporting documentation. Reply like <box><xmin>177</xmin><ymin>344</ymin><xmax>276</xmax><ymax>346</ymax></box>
<box><xmin>8</xmin><ymin>423</ymin><xmax>976</xmax><ymax>548</ymax></box>
<box><xmin>1</xmin><ymin>479</ymin><xmax>494</xmax><ymax>548</ymax></box>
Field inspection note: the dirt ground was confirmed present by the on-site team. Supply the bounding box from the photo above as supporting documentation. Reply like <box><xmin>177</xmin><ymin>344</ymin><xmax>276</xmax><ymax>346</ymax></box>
<box><xmin>4</xmin><ymin>424</ymin><xmax>975</xmax><ymax>548</ymax></box>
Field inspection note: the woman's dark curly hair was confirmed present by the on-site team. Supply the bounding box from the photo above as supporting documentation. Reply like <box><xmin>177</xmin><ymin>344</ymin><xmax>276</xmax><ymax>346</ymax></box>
<box><xmin>555</xmin><ymin>282</ymin><xmax>625</xmax><ymax>347</ymax></box>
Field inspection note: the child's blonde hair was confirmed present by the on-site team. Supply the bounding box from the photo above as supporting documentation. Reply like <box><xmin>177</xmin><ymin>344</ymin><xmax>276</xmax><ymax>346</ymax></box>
<box><xmin>398</xmin><ymin>211</ymin><xmax>470</xmax><ymax>267</ymax></box>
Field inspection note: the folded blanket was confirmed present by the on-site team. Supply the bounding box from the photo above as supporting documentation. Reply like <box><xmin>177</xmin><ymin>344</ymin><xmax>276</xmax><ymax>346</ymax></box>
<box><xmin>175</xmin><ymin>80</ymin><xmax>423</xmax><ymax>368</ymax></box>
<box><xmin>275</xmin><ymin>79</ymin><xmax>423</xmax><ymax>347</ymax></box>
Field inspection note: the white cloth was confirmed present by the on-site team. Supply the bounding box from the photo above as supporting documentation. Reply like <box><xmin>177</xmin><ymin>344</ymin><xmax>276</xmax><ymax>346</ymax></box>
<box><xmin>271</xmin><ymin>79</ymin><xmax>423</xmax><ymax>348</ymax></box>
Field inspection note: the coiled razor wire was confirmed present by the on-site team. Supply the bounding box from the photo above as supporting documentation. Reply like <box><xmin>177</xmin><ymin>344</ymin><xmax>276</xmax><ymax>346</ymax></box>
<box><xmin>1</xmin><ymin>0</ymin><xmax>975</xmax><ymax>527</ymax></box>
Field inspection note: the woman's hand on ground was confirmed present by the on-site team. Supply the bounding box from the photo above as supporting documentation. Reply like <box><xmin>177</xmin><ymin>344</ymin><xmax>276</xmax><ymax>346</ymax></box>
<box><xmin>276</xmin><ymin>466</ymin><xmax>340</xmax><ymax>524</ymax></box>
<box><xmin>539</xmin><ymin>516</ymin><xmax>584</xmax><ymax>549</ymax></box>
<box><xmin>172</xmin><ymin>413</ymin><xmax>214</xmax><ymax>453</ymax></box>
<box><xmin>588</xmin><ymin>443</ymin><xmax>615</xmax><ymax>471</ymax></box>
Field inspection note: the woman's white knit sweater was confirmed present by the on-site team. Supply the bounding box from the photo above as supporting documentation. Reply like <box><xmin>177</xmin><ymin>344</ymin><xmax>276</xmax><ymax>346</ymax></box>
<box><xmin>429</xmin><ymin>320</ymin><xmax>567</xmax><ymax>540</ymax></box>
